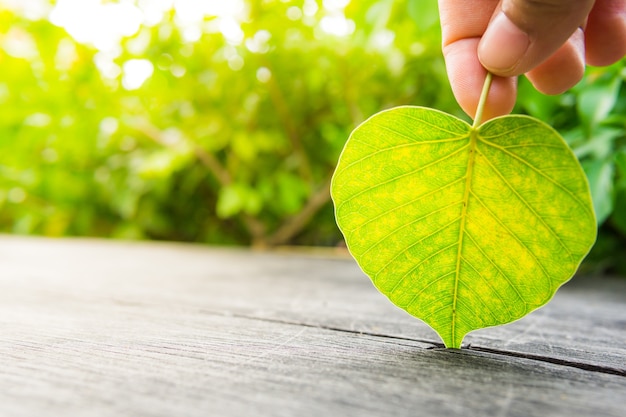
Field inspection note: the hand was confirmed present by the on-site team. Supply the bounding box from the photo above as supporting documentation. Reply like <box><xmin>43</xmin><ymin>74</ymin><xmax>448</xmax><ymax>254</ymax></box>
<box><xmin>439</xmin><ymin>0</ymin><xmax>626</xmax><ymax>121</ymax></box>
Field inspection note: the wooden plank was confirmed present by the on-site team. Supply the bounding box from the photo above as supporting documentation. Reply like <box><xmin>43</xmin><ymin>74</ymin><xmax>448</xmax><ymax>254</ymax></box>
<box><xmin>1</xmin><ymin>235</ymin><xmax>625</xmax><ymax>416</ymax></box>
<box><xmin>1</xmin><ymin>235</ymin><xmax>625</xmax><ymax>372</ymax></box>
<box><xmin>1</xmin><ymin>298</ymin><xmax>625</xmax><ymax>417</ymax></box>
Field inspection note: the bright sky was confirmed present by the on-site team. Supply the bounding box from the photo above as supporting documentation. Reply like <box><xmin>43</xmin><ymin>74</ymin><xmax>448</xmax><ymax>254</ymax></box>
<box><xmin>1</xmin><ymin>0</ymin><xmax>354</xmax><ymax>89</ymax></box>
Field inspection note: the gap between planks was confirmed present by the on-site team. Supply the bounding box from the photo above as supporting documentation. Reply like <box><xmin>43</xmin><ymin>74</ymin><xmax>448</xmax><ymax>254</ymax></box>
<box><xmin>209</xmin><ymin>309</ymin><xmax>626</xmax><ymax>378</ymax></box>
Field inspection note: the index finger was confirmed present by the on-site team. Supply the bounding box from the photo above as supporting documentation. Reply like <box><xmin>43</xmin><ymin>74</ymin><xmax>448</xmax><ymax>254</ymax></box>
<box><xmin>438</xmin><ymin>0</ymin><xmax>517</xmax><ymax>120</ymax></box>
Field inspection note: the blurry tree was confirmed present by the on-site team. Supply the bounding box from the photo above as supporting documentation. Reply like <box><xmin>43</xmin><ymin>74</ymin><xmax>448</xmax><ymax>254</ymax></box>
<box><xmin>0</xmin><ymin>0</ymin><xmax>624</xmax><ymax>272</ymax></box>
<box><xmin>0</xmin><ymin>0</ymin><xmax>453</xmax><ymax>246</ymax></box>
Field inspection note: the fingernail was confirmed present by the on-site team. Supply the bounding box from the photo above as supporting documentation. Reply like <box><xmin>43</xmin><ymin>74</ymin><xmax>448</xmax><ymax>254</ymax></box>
<box><xmin>478</xmin><ymin>12</ymin><xmax>530</xmax><ymax>73</ymax></box>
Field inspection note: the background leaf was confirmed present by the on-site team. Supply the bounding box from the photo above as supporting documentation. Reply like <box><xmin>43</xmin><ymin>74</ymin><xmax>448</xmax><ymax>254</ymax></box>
<box><xmin>581</xmin><ymin>159</ymin><xmax>615</xmax><ymax>225</ymax></box>
<box><xmin>577</xmin><ymin>74</ymin><xmax>622</xmax><ymax>135</ymax></box>
<box><xmin>332</xmin><ymin>107</ymin><xmax>597</xmax><ymax>348</ymax></box>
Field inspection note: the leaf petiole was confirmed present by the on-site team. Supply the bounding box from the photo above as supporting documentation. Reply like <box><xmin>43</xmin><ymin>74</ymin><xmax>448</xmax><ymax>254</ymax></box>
<box><xmin>472</xmin><ymin>72</ymin><xmax>493</xmax><ymax>128</ymax></box>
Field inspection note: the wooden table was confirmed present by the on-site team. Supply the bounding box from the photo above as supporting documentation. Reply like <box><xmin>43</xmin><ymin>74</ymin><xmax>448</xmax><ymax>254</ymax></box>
<box><xmin>1</xmin><ymin>235</ymin><xmax>624</xmax><ymax>416</ymax></box>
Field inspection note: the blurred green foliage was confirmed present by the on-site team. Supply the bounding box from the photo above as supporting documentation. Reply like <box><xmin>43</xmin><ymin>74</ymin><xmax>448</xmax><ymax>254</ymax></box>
<box><xmin>0</xmin><ymin>1</ymin><xmax>624</xmax><ymax>272</ymax></box>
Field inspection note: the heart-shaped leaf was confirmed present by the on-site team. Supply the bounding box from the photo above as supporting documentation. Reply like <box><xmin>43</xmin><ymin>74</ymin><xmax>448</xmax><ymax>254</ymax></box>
<box><xmin>331</xmin><ymin>106</ymin><xmax>596</xmax><ymax>348</ymax></box>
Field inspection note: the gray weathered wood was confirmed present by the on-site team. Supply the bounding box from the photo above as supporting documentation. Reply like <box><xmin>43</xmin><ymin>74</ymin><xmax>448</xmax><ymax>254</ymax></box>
<box><xmin>1</xmin><ymin>235</ymin><xmax>625</xmax><ymax>416</ymax></box>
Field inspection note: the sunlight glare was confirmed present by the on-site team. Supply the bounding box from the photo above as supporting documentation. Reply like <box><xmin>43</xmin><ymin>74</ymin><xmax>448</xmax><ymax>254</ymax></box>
<box><xmin>48</xmin><ymin>0</ymin><xmax>247</xmax><ymax>49</ymax></box>
<box><xmin>219</xmin><ymin>18</ymin><xmax>245</xmax><ymax>45</ymax></box>
<box><xmin>319</xmin><ymin>0</ymin><xmax>354</xmax><ymax>37</ymax></box>
<box><xmin>245</xmin><ymin>30</ymin><xmax>271</xmax><ymax>54</ymax></box>
<box><xmin>320</xmin><ymin>14</ymin><xmax>355</xmax><ymax>37</ymax></box>
<box><xmin>302</xmin><ymin>0</ymin><xmax>319</xmax><ymax>17</ymax></box>
<box><xmin>137</xmin><ymin>0</ymin><xmax>174</xmax><ymax>26</ymax></box>
<box><xmin>173</xmin><ymin>0</ymin><xmax>244</xmax><ymax>20</ymax></box>
<box><xmin>322</xmin><ymin>0</ymin><xmax>351</xmax><ymax>12</ymax></box>
<box><xmin>2</xmin><ymin>28</ymin><xmax>39</xmax><ymax>60</ymax></box>
<box><xmin>50</xmin><ymin>0</ymin><xmax>142</xmax><ymax>51</ymax></box>
<box><xmin>94</xmin><ymin>52</ymin><xmax>122</xmax><ymax>80</ymax></box>
<box><xmin>0</xmin><ymin>0</ymin><xmax>50</xmax><ymax>20</ymax></box>
<box><xmin>174</xmin><ymin>0</ymin><xmax>245</xmax><ymax>43</ymax></box>
<box><xmin>122</xmin><ymin>59</ymin><xmax>154</xmax><ymax>90</ymax></box>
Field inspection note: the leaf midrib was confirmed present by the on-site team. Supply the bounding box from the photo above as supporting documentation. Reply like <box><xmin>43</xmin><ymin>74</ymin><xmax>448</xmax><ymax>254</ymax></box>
<box><xmin>451</xmin><ymin>128</ymin><xmax>478</xmax><ymax>348</ymax></box>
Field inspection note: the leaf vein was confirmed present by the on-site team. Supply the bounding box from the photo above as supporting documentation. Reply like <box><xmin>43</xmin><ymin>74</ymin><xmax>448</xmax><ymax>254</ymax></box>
<box><xmin>358</xmin><ymin>200</ymin><xmax>463</xmax><ymax>259</ymax></box>
<box><xmin>404</xmin><ymin>272</ymin><xmax>456</xmax><ymax>312</ymax></box>
<box><xmin>478</xmin><ymin>123</ymin><xmax>534</xmax><ymax>140</ymax></box>
<box><xmin>470</xmin><ymin>191</ymin><xmax>553</xmax><ymax>284</ymax></box>
<box><xmin>401</xmin><ymin>113</ymin><xmax>469</xmax><ymax>137</ymax></box>
<box><xmin>501</xmin><ymin>143</ymin><xmax>565</xmax><ymax>150</ymax></box>
<box><xmin>464</xmin><ymin>230</ymin><xmax>528</xmax><ymax>308</ymax></box>
<box><xmin>478</xmin><ymin>150</ymin><xmax>575</xmax><ymax>263</ymax></box>
<box><xmin>377</xmin><ymin>124</ymin><xmax>468</xmax><ymax>146</ymax></box>
<box><xmin>478</xmin><ymin>139</ymin><xmax>592</xmax><ymax>217</ymax></box>
<box><xmin>336</xmin><ymin>144</ymin><xmax>469</xmax><ymax>210</ymax></box>
<box><xmin>335</xmin><ymin>135</ymin><xmax>466</xmax><ymax>178</ymax></box>
<box><xmin>456</xmin><ymin>261</ymin><xmax>502</xmax><ymax>323</ymax></box>
<box><xmin>390</xmin><ymin>242</ymin><xmax>458</xmax><ymax>295</ymax></box>
<box><xmin>373</xmin><ymin>216</ymin><xmax>461</xmax><ymax>280</ymax></box>
<box><xmin>346</xmin><ymin>177</ymin><xmax>465</xmax><ymax>233</ymax></box>
<box><xmin>461</xmin><ymin>254</ymin><xmax>516</xmax><ymax>322</ymax></box>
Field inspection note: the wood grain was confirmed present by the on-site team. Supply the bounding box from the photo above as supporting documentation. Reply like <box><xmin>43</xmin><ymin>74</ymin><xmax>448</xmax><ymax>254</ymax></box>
<box><xmin>0</xmin><ymin>235</ymin><xmax>625</xmax><ymax>416</ymax></box>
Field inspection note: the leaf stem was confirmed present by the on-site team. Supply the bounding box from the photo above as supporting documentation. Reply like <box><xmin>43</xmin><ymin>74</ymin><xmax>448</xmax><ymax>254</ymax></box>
<box><xmin>472</xmin><ymin>72</ymin><xmax>493</xmax><ymax>128</ymax></box>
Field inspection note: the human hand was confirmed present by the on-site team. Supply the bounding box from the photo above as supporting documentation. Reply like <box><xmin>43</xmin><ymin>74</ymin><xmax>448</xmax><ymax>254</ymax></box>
<box><xmin>439</xmin><ymin>0</ymin><xmax>626</xmax><ymax>121</ymax></box>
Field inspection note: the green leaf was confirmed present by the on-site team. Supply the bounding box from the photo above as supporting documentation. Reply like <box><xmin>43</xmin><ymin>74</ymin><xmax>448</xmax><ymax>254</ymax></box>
<box><xmin>581</xmin><ymin>159</ymin><xmax>615</xmax><ymax>225</ymax></box>
<box><xmin>407</xmin><ymin>0</ymin><xmax>439</xmax><ymax>32</ymax></box>
<box><xmin>331</xmin><ymin>106</ymin><xmax>597</xmax><ymax>348</ymax></box>
<box><xmin>610</xmin><ymin>151</ymin><xmax>626</xmax><ymax>237</ymax></box>
<box><xmin>577</xmin><ymin>74</ymin><xmax>622</xmax><ymax>133</ymax></box>
<box><xmin>612</xmin><ymin>188</ymin><xmax>626</xmax><ymax>238</ymax></box>
<box><xmin>572</xmin><ymin>127</ymin><xmax>622</xmax><ymax>160</ymax></box>
<box><xmin>614</xmin><ymin>150</ymin><xmax>626</xmax><ymax>189</ymax></box>
<box><xmin>216</xmin><ymin>184</ymin><xmax>262</xmax><ymax>219</ymax></box>
<box><xmin>516</xmin><ymin>77</ymin><xmax>562</xmax><ymax>122</ymax></box>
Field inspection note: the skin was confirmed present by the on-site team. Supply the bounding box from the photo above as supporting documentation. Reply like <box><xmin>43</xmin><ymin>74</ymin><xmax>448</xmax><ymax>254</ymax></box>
<box><xmin>439</xmin><ymin>0</ymin><xmax>626</xmax><ymax>121</ymax></box>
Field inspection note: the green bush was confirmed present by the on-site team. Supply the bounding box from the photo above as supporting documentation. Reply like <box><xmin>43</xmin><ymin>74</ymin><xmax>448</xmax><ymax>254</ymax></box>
<box><xmin>0</xmin><ymin>1</ymin><xmax>624</xmax><ymax>272</ymax></box>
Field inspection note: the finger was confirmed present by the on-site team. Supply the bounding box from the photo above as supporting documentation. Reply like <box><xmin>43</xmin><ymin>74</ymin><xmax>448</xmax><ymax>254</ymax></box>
<box><xmin>444</xmin><ymin>38</ymin><xmax>517</xmax><ymax>120</ymax></box>
<box><xmin>525</xmin><ymin>28</ymin><xmax>586</xmax><ymax>95</ymax></box>
<box><xmin>478</xmin><ymin>0</ymin><xmax>596</xmax><ymax>76</ymax></box>
<box><xmin>439</xmin><ymin>0</ymin><xmax>499</xmax><ymax>47</ymax></box>
<box><xmin>439</xmin><ymin>0</ymin><xmax>515</xmax><ymax>119</ymax></box>
<box><xmin>585</xmin><ymin>0</ymin><xmax>626</xmax><ymax>66</ymax></box>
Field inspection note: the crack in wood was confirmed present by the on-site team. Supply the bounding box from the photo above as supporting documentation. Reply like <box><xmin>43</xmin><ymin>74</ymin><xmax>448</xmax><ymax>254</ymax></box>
<box><xmin>212</xmin><ymin>310</ymin><xmax>626</xmax><ymax>378</ymax></box>
<box><xmin>467</xmin><ymin>346</ymin><xmax>626</xmax><ymax>377</ymax></box>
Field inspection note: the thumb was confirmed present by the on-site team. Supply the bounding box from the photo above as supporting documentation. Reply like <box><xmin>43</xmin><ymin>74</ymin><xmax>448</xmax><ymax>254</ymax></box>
<box><xmin>478</xmin><ymin>0</ymin><xmax>595</xmax><ymax>76</ymax></box>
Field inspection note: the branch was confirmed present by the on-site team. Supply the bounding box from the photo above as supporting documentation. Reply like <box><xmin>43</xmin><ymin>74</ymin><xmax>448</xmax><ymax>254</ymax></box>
<box><xmin>264</xmin><ymin>60</ymin><xmax>313</xmax><ymax>183</ymax></box>
<box><xmin>267</xmin><ymin>175</ymin><xmax>332</xmax><ymax>246</ymax></box>
<box><xmin>129</xmin><ymin>118</ymin><xmax>267</xmax><ymax>243</ymax></box>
